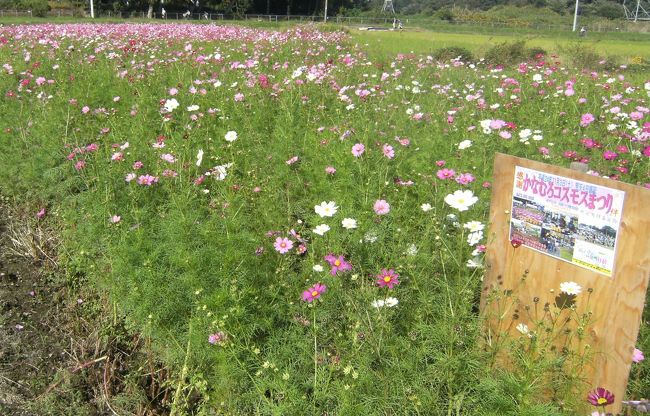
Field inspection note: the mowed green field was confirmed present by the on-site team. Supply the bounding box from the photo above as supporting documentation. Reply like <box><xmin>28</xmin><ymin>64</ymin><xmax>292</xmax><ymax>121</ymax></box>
<box><xmin>351</xmin><ymin>28</ymin><xmax>650</xmax><ymax>61</ymax></box>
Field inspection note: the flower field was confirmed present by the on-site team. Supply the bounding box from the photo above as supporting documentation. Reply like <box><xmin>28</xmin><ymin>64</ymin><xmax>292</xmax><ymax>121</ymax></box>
<box><xmin>0</xmin><ymin>23</ymin><xmax>649</xmax><ymax>415</ymax></box>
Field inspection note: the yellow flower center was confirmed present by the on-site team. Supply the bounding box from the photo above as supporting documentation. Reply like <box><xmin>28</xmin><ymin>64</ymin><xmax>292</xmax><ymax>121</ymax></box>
<box><xmin>280</xmin><ymin>243</ymin><xmax>286</xmax><ymax>248</ymax></box>
<box><xmin>597</xmin><ymin>397</ymin><xmax>608</xmax><ymax>405</ymax></box>
<box><xmin>334</xmin><ymin>260</ymin><xmax>341</xmax><ymax>266</ymax></box>
<box><xmin>311</xmin><ymin>291</ymin><xmax>319</xmax><ymax>297</ymax></box>
<box><xmin>384</xmin><ymin>276</ymin><xmax>391</xmax><ymax>283</ymax></box>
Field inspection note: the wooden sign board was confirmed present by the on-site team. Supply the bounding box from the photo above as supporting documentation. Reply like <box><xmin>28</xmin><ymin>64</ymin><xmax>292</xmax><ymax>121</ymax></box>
<box><xmin>481</xmin><ymin>153</ymin><xmax>650</xmax><ymax>414</ymax></box>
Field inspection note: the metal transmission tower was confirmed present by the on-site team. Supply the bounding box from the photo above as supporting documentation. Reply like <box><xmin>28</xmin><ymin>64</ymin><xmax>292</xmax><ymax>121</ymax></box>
<box><xmin>382</xmin><ymin>0</ymin><xmax>395</xmax><ymax>14</ymax></box>
<box><xmin>624</xmin><ymin>0</ymin><xmax>650</xmax><ymax>21</ymax></box>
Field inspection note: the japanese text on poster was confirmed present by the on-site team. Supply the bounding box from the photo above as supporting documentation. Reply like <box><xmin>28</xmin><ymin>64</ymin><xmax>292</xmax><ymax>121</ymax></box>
<box><xmin>509</xmin><ymin>166</ymin><xmax>625</xmax><ymax>276</ymax></box>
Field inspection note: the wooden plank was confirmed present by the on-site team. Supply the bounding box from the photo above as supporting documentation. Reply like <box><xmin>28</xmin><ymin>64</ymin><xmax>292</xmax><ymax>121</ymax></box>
<box><xmin>481</xmin><ymin>153</ymin><xmax>650</xmax><ymax>414</ymax></box>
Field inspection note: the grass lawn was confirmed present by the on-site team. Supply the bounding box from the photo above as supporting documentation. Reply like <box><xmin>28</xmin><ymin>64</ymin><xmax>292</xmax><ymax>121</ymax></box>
<box><xmin>351</xmin><ymin>28</ymin><xmax>650</xmax><ymax>61</ymax></box>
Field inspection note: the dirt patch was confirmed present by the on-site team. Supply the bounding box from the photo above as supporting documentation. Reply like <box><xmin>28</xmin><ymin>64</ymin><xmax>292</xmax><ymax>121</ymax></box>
<box><xmin>0</xmin><ymin>199</ymin><xmax>171</xmax><ymax>415</ymax></box>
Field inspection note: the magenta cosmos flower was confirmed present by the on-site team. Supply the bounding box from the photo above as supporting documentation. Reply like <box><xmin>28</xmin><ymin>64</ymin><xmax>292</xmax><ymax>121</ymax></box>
<box><xmin>324</xmin><ymin>254</ymin><xmax>352</xmax><ymax>275</ymax></box>
<box><xmin>602</xmin><ymin>150</ymin><xmax>618</xmax><ymax>160</ymax></box>
<box><xmin>373</xmin><ymin>199</ymin><xmax>390</xmax><ymax>215</ymax></box>
<box><xmin>376</xmin><ymin>269</ymin><xmax>400</xmax><ymax>289</ymax></box>
<box><xmin>302</xmin><ymin>283</ymin><xmax>327</xmax><ymax>302</ymax></box>
<box><xmin>273</xmin><ymin>237</ymin><xmax>293</xmax><ymax>254</ymax></box>
<box><xmin>633</xmin><ymin>348</ymin><xmax>645</xmax><ymax>363</ymax></box>
<box><xmin>587</xmin><ymin>387</ymin><xmax>615</xmax><ymax>407</ymax></box>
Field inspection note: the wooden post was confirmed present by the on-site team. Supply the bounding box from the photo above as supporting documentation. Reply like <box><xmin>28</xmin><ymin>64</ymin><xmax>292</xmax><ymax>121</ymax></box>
<box><xmin>482</xmin><ymin>153</ymin><xmax>650</xmax><ymax>414</ymax></box>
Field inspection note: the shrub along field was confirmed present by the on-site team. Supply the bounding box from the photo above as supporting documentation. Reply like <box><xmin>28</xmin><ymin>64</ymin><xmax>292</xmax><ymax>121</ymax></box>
<box><xmin>0</xmin><ymin>23</ymin><xmax>649</xmax><ymax>415</ymax></box>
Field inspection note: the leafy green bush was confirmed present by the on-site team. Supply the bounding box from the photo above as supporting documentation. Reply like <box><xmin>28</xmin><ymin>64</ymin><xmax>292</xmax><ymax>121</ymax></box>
<box><xmin>434</xmin><ymin>7</ymin><xmax>455</xmax><ymax>22</ymax></box>
<box><xmin>559</xmin><ymin>43</ymin><xmax>619</xmax><ymax>70</ymax></box>
<box><xmin>483</xmin><ymin>40</ymin><xmax>529</xmax><ymax>65</ymax></box>
<box><xmin>528</xmin><ymin>46</ymin><xmax>547</xmax><ymax>59</ymax></box>
<box><xmin>433</xmin><ymin>46</ymin><xmax>474</xmax><ymax>62</ymax></box>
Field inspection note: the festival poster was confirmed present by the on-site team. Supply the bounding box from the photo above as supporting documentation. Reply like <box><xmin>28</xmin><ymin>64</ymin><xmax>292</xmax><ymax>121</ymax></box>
<box><xmin>509</xmin><ymin>166</ymin><xmax>625</xmax><ymax>277</ymax></box>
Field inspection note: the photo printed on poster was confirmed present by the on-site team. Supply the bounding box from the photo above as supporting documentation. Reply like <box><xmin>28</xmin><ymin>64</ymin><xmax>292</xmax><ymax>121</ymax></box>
<box><xmin>509</xmin><ymin>166</ymin><xmax>625</xmax><ymax>276</ymax></box>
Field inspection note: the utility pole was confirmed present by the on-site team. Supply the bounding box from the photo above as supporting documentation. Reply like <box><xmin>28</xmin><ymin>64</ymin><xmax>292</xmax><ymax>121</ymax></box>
<box><xmin>324</xmin><ymin>0</ymin><xmax>328</xmax><ymax>23</ymax></box>
<box><xmin>90</xmin><ymin>0</ymin><xmax>94</xmax><ymax>18</ymax></box>
<box><xmin>572</xmin><ymin>0</ymin><xmax>579</xmax><ymax>31</ymax></box>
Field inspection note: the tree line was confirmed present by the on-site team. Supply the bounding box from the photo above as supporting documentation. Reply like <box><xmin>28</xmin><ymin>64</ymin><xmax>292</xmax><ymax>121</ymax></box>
<box><xmin>2</xmin><ymin>0</ymin><xmax>628</xmax><ymax>20</ymax></box>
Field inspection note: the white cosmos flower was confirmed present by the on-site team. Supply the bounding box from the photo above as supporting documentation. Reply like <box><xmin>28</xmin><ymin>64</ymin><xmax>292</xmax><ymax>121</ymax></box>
<box><xmin>384</xmin><ymin>297</ymin><xmax>399</xmax><ymax>307</ymax></box>
<box><xmin>314</xmin><ymin>201</ymin><xmax>338</xmax><ymax>217</ymax></box>
<box><xmin>208</xmin><ymin>163</ymin><xmax>232</xmax><ymax>181</ymax></box>
<box><xmin>444</xmin><ymin>190</ymin><xmax>478</xmax><ymax>212</ymax></box>
<box><xmin>406</xmin><ymin>244</ymin><xmax>418</xmax><ymax>256</ymax></box>
<box><xmin>371</xmin><ymin>299</ymin><xmax>385</xmax><ymax>309</ymax></box>
<box><xmin>560</xmin><ymin>281</ymin><xmax>582</xmax><ymax>296</ymax></box>
<box><xmin>313</xmin><ymin>224</ymin><xmax>330</xmax><ymax>236</ymax></box>
<box><xmin>163</xmin><ymin>98</ymin><xmax>179</xmax><ymax>112</ymax></box>
<box><xmin>466</xmin><ymin>258</ymin><xmax>483</xmax><ymax>268</ymax></box>
<box><xmin>463</xmin><ymin>221</ymin><xmax>484</xmax><ymax>233</ymax></box>
<box><xmin>467</xmin><ymin>231</ymin><xmax>483</xmax><ymax>246</ymax></box>
<box><xmin>342</xmin><ymin>218</ymin><xmax>357</xmax><ymax>229</ymax></box>
<box><xmin>532</xmin><ymin>73</ymin><xmax>542</xmax><ymax>82</ymax></box>
<box><xmin>313</xmin><ymin>264</ymin><xmax>324</xmax><ymax>272</ymax></box>
<box><xmin>421</xmin><ymin>203</ymin><xmax>433</xmax><ymax>212</ymax></box>
<box><xmin>458</xmin><ymin>139</ymin><xmax>472</xmax><ymax>150</ymax></box>
<box><xmin>516</xmin><ymin>323</ymin><xmax>530</xmax><ymax>335</ymax></box>
<box><xmin>187</xmin><ymin>104</ymin><xmax>199</xmax><ymax>111</ymax></box>
<box><xmin>196</xmin><ymin>149</ymin><xmax>204</xmax><ymax>167</ymax></box>
<box><xmin>224</xmin><ymin>131</ymin><xmax>238</xmax><ymax>142</ymax></box>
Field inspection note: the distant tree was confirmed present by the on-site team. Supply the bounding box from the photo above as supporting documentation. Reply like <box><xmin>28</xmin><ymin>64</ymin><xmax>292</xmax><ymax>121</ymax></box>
<box><xmin>21</xmin><ymin>0</ymin><xmax>50</xmax><ymax>16</ymax></box>
<box><xmin>593</xmin><ymin>0</ymin><xmax>624</xmax><ymax>19</ymax></box>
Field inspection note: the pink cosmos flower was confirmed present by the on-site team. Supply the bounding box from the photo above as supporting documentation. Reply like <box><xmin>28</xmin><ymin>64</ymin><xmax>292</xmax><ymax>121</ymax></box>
<box><xmin>74</xmin><ymin>160</ymin><xmax>86</xmax><ymax>171</ymax></box>
<box><xmin>376</xmin><ymin>269</ymin><xmax>400</xmax><ymax>289</ymax></box>
<box><xmin>437</xmin><ymin>168</ymin><xmax>456</xmax><ymax>180</ymax></box>
<box><xmin>161</xmin><ymin>153</ymin><xmax>176</xmax><ymax>163</ymax></box>
<box><xmin>633</xmin><ymin>348</ymin><xmax>645</xmax><ymax>363</ymax></box>
<box><xmin>110</xmin><ymin>215</ymin><xmax>121</xmax><ymax>224</ymax></box>
<box><xmin>455</xmin><ymin>173</ymin><xmax>475</xmax><ymax>185</ymax></box>
<box><xmin>208</xmin><ymin>331</ymin><xmax>226</xmax><ymax>345</ymax></box>
<box><xmin>351</xmin><ymin>143</ymin><xmax>365</xmax><ymax>157</ymax></box>
<box><xmin>382</xmin><ymin>144</ymin><xmax>394</xmax><ymax>159</ymax></box>
<box><xmin>302</xmin><ymin>283</ymin><xmax>327</xmax><ymax>302</ymax></box>
<box><xmin>133</xmin><ymin>161</ymin><xmax>143</xmax><ymax>170</ymax></box>
<box><xmin>630</xmin><ymin>111</ymin><xmax>643</xmax><ymax>121</ymax></box>
<box><xmin>325</xmin><ymin>166</ymin><xmax>336</xmax><ymax>175</ymax></box>
<box><xmin>580</xmin><ymin>113</ymin><xmax>595</xmax><ymax>127</ymax></box>
<box><xmin>111</xmin><ymin>152</ymin><xmax>124</xmax><ymax>162</ymax></box>
<box><xmin>324</xmin><ymin>254</ymin><xmax>352</xmax><ymax>275</ymax></box>
<box><xmin>286</xmin><ymin>156</ymin><xmax>299</xmax><ymax>165</ymax></box>
<box><xmin>125</xmin><ymin>173</ymin><xmax>136</xmax><ymax>182</ymax></box>
<box><xmin>436</xmin><ymin>160</ymin><xmax>446</xmax><ymax>167</ymax></box>
<box><xmin>373</xmin><ymin>199</ymin><xmax>390</xmax><ymax>215</ymax></box>
<box><xmin>137</xmin><ymin>174</ymin><xmax>159</xmax><ymax>186</ymax></box>
<box><xmin>274</xmin><ymin>237</ymin><xmax>293</xmax><ymax>254</ymax></box>
<box><xmin>538</xmin><ymin>147</ymin><xmax>549</xmax><ymax>156</ymax></box>
<box><xmin>234</xmin><ymin>93</ymin><xmax>245</xmax><ymax>102</ymax></box>
<box><xmin>36</xmin><ymin>208</ymin><xmax>46</xmax><ymax>219</ymax></box>
<box><xmin>643</xmin><ymin>146</ymin><xmax>650</xmax><ymax>157</ymax></box>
